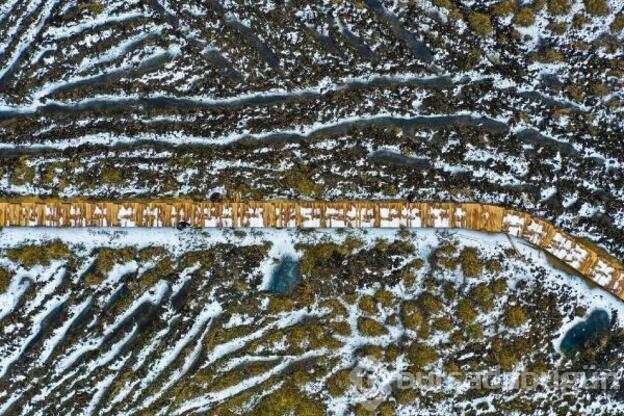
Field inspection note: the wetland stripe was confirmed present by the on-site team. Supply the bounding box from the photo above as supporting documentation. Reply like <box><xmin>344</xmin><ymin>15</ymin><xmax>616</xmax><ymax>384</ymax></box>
<box><xmin>0</xmin><ymin>198</ymin><xmax>623</xmax><ymax>301</ymax></box>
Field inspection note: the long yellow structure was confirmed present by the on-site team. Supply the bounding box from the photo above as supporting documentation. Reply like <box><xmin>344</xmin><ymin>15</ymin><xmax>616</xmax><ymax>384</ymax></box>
<box><xmin>1</xmin><ymin>198</ymin><xmax>623</xmax><ymax>300</ymax></box>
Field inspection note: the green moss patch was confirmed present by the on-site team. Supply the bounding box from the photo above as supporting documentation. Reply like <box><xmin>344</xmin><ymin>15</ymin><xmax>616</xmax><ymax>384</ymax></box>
<box><xmin>7</xmin><ymin>239</ymin><xmax>70</xmax><ymax>268</ymax></box>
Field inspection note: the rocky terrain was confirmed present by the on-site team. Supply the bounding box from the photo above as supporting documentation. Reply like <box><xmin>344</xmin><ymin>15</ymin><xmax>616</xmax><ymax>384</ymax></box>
<box><xmin>0</xmin><ymin>0</ymin><xmax>622</xmax><ymax>255</ymax></box>
<box><xmin>1</xmin><ymin>228</ymin><xmax>624</xmax><ymax>415</ymax></box>
<box><xmin>1</xmin><ymin>0</ymin><xmax>623</xmax><ymax>415</ymax></box>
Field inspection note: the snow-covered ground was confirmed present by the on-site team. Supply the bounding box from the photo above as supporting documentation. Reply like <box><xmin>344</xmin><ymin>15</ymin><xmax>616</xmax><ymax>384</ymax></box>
<box><xmin>0</xmin><ymin>0</ymin><xmax>622</xmax><ymax>413</ymax></box>
<box><xmin>0</xmin><ymin>0</ymin><xmax>622</xmax><ymax>259</ymax></box>
<box><xmin>1</xmin><ymin>227</ymin><xmax>622</xmax><ymax>415</ymax></box>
